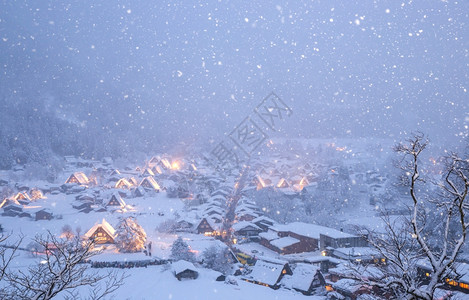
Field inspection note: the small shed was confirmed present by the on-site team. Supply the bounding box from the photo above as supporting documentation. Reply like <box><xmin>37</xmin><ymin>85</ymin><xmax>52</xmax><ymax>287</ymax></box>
<box><xmin>172</xmin><ymin>260</ymin><xmax>199</xmax><ymax>280</ymax></box>
<box><xmin>35</xmin><ymin>209</ymin><xmax>53</xmax><ymax>221</ymax></box>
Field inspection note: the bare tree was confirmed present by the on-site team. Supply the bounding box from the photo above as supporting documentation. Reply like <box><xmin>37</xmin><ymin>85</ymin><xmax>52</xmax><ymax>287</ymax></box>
<box><xmin>362</xmin><ymin>133</ymin><xmax>469</xmax><ymax>299</ymax></box>
<box><xmin>0</xmin><ymin>233</ymin><xmax>22</xmax><ymax>282</ymax></box>
<box><xmin>3</xmin><ymin>231</ymin><xmax>126</xmax><ymax>300</ymax></box>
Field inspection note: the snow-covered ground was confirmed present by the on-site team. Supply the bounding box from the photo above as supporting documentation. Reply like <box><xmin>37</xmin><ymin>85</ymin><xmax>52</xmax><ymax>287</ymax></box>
<box><xmin>77</xmin><ymin>265</ymin><xmax>324</xmax><ymax>300</ymax></box>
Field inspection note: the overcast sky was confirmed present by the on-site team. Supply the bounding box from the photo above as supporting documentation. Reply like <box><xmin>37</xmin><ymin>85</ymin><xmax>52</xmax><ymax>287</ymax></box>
<box><xmin>1</xmin><ymin>0</ymin><xmax>468</xmax><ymax>151</ymax></box>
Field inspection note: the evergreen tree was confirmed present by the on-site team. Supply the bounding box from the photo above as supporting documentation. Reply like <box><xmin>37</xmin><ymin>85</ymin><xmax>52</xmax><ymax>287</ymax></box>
<box><xmin>202</xmin><ymin>245</ymin><xmax>234</xmax><ymax>274</ymax></box>
<box><xmin>170</xmin><ymin>237</ymin><xmax>195</xmax><ymax>262</ymax></box>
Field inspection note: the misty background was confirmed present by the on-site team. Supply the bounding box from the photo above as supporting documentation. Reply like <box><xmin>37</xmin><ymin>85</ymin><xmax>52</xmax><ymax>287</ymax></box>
<box><xmin>0</xmin><ymin>0</ymin><xmax>468</xmax><ymax>168</ymax></box>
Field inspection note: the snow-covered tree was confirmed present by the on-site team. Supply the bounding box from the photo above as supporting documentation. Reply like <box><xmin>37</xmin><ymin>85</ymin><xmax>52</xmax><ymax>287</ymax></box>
<box><xmin>170</xmin><ymin>237</ymin><xmax>195</xmax><ymax>262</ymax></box>
<box><xmin>0</xmin><ymin>233</ymin><xmax>22</xmax><ymax>282</ymax></box>
<box><xmin>2</xmin><ymin>232</ymin><xmax>125</xmax><ymax>299</ymax></box>
<box><xmin>202</xmin><ymin>245</ymin><xmax>234</xmax><ymax>274</ymax></box>
<box><xmin>361</xmin><ymin>133</ymin><xmax>469</xmax><ymax>300</ymax></box>
<box><xmin>156</xmin><ymin>219</ymin><xmax>178</xmax><ymax>234</ymax></box>
<box><xmin>115</xmin><ymin>217</ymin><xmax>147</xmax><ymax>253</ymax></box>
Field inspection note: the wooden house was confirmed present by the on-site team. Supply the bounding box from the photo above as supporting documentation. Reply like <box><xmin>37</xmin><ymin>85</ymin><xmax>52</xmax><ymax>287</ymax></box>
<box><xmin>211</xmin><ymin>189</ymin><xmax>230</xmax><ymax>198</ymax></box>
<box><xmin>253</xmin><ymin>175</ymin><xmax>267</xmax><ymax>190</ymax></box>
<box><xmin>84</xmin><ymin>219</ymin><xmax>116</xmax><ymax>244</ymax></box>
<box><xmin>196</xmin><ymin>218</ymin><xmax>218</xmax><ymax>235</ymax></box>
<box><xmin>242</xmin><ymin>257</ymin><xmax>292</xmax><ymax>289</ymax></box>
<box><xmin>236</xmin><ymin>211</ymin><xmax>260</xmax><ymax>222</ymax></box>
<box><xmin>253</xmin><ymin>216</ymin><xmax>276</xmax><ymax>231</ymax></box>
<box><xmin>75</xmin><ymin>193</ymin><xmax>95</xmax><ymax>202</ymax></box>
<box><xmin>172</xmin><ymin>260</ymin><xmax>199</xmax><ymax>280</ymax></box>
<box><xmin>65</xmin><ymin>172</ymin><xmax>89</xmax><ymax>185</ymax></box>
<box><xmin>106</xmin><ymin>193</ymin><xmax>126</xmax><ymax>208</ymax></box>
<box><xmin>232</xmin><ymin>221</ymin><xmax>262</xmax><ymax>237</ymax></box>
<box><xmin>188</xmin><ymin>163</ymin><xmax>197</xmax><ymax>172</ymax></box>
<box><xmin>133</xmin><ymin>186</ymin><xmax>146</xmax><ymax>197</ymax></box>
<box><xmin>276</xmin><ymin>178</ymin><xmax>291</xmax><ymax>189</ymax></box>
<box><xmin>139</xmin><ymin>176</ymin><xmax>161</xmax><ymax>192</ymax></box>
<box><xmin>320</xmin><ymin>232</ymin><xmax>367</xmax><ymax>250</ymax></box>
<box><xmin>0</xmin><ymin>198</ymin><xmax>21</xmax><ymax>209</ymax></box>
<box><xmin>261</xmin><ymin>222</ymin><xmax>363</xmax><ymax>253</ymax></box>
<box><xmin>1</xmin><ymin>202</ymin><xmax>23</xmax><ymax>217</ymax></box>
<box><xmin>332</xmin><ymin>278</ymin><xmax>372</xmax><ymax>300</ymax></box>
<box><xmin>35</xmin><ymin>209</ymin><xmax>53</xmax><ymax>221</ymax></box>
<box><xmin>159</xmin><ymin>158</ymin><xmax>172</xmax><ymax>170</ymax></box>
<box><xmin>30</xmin><ymin>188</ymin><xmax>45</xmax><ymax>200</ymax></box>
<box><xmin>281</xmin><ymin>263</ymin><xmax>326</xmax><ymax>295</ymax></box>
<box><xmin>176</xmin><ymin>219</ymin><xmax>196</xmax><ymax>232</ymax></box>
<box><xmin>110</xmin><ymin>169</ymin><xmax>121</xmax><ymax>177</ymax></box>
<box><xmin>14</xmin><ymin>191</ymin><xmax>31</xmax><ymax>203</ymax></box>
<box><xmin>115</xmin><ymin>178</ymin><xmax>133</xmax><ymax>189</ymax></box>
<box><xmin>141</xmin><ymin>168</ymin><xmax>155</xmax><ymax>177</ymax></box>
<box><xmin>149</xmin><ymin>155</ymin><xmax>161</xmax><ymax>166</ymax></box>
<box><xmin>151</xmin><ymin>165</ymin><xmax>163</xmax><ymax>175</ymax></box>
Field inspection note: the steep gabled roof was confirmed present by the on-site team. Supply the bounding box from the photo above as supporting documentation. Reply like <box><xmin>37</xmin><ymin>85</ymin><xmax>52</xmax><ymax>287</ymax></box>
<box><xmin>115</xmin><ymin>178</ymin><xmax>132</xmax><ymax>189</ymax></box>
<box><xmin>0</xmin><ymin>198</ymin><xmax>21</xmax><ymax>209</ymax></box>
<box><xmin>84</xmin><ymin>218</ymin><xmax>116</xmax><ymax>239</ymax></box>
<box><xmin>276</xmin><ymin>178</ymin><xmax>291</xmax><ymax>188</ymax></box>
<box><xmin>139</xmin><ymin>176</ymin><xmax>161</xmax><ymax>191</ymax></box>
<box><xmin>141</xmin><ymin>168</ymin><xmax>155</xmax><ymax>177</ymax></box>
<box><xmin>65</xmin><ymin>172</ymin><xmax>89</xmax><ymax>185</ymax></box>
<box><xmin>106</xmin><ymin>192</ymin><xmax>126</xmax><ymax>207</ymax></box>
<box><xmin>14</xmin><ymin>191</ymin><xmax>31</xmax><ymax>201</ymax></box>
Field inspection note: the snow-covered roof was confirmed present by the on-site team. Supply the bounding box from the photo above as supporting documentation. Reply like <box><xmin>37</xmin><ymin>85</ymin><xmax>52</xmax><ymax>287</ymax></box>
<box><xmin>115</xmin><ymin>178</ymin><xmax>132</xmax><ymax>188</ymax></box>
<box><xmin>232</xmin><ymin>221</ymin><xmax>261</xmax><ymax>232</ymax></box>
<box><xmin>0</xmin><ymin>198</ymin><xmax>21</xmax><ymax>209</ymax></box>
<box><xmin>332</xmin><ymin>278</ymin><xmax>364</xmax><ymax>294</ymax></box>
<box><xmin>270</xmin><ymin>236</ymin><xmax>300</xmax><ymax>249</ymax></box>
<box><xmin>244</xmin><ymin>259</ymin><xmax>288</xmax><ymax>286</ymax></box>
<box><xmin>66</xmin><ymin>172</ymin><xmax>89</xmax><ymax>184</ymax></box>
<box><xmin>85</xmin><ymin>218</ymin><xmax>116</xmax><ymax>239</ymax></box>
<box><xmin>332</xmin><ymin>247</ymin><xmax>380</xmax><ymax>260</ymax></box>
<box><xmin>259</xmin><ymin>230</ymin><xmax>279</xmax><ymax>241</ymax></box>
<box><xmin>172</xmin><ymin>260</ymin><xmax>197</xmax><ymax>274</ymax></box>
<box><xmin>252</xmin><ymin>216</ymin><xmax>276</xmax><ymax>225</ymax></box>
<box><xmin>203</xmin><ymin>206</ymin><xmax>224</xmax><ymax>215</ymax></box>
<box><xmin>282</xmin><ymin>263</ymin><xmax>321</xmax><ymax>292</ymax></box>
<box><xmin>139</xmin><ymin>176</ymin><xmax>161</xmax><ymax>191</ymax></box>
<box><xmin>329</xmin><ymin>263</ymin><xmax>383</xmax><ymax>280</ymax></box>
<box><xmin>207</xmin><ymin>195</ymin><xmax>226</xmax><ymax>203</ymax></box>
<box><xmin>107</xmin><ymin>192</ymin><xmax>126</xmax><ymax>207</ymax></box>
<box><xmin>273</xmin><ymin>222</ymin><xmax>356</xmax><ymax>239</ymax></box>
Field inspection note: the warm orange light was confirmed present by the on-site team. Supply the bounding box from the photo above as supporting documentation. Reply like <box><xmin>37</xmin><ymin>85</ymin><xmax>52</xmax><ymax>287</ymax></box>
<box><xmin>171</xmin><ymin>161</ymin><xmax>180</xmax><ymax>170</ymax></box>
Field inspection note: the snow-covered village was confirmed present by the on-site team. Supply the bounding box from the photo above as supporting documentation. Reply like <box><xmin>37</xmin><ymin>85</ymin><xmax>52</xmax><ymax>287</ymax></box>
<box><xmin>1</xmin><ymin>1</ymin><xmax>469</xmax><ymax>300</ymax></box>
